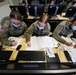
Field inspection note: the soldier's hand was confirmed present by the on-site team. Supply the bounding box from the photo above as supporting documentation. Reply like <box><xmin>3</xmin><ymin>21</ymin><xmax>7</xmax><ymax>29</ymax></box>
<box><xmin>19</xmin><ymin>35</ymin><xmax>24</xmax><ymax>38</ymax></box>
<box><xmin>74</xmin><ymin>44</ymin><xmax>76</xmax><ymax>48</ymax></box>
<box><xmin>12</xmin><ymin>41</ymin><xmax>17</xmax><ymax>46</ymax></box>
<box><xmin>0</xmin><ymin>29</ymin><xmax>4</xmax><ymax>32</ymax></box>
<box><xmin>27</xmin><ymin>41</ymin><xmax>31</xmax><ymax>47</ymax></box>
<box><xmin>65</xmin><ymin>42</ymin><xmax>72</xmax><ymax>46</ymax></box>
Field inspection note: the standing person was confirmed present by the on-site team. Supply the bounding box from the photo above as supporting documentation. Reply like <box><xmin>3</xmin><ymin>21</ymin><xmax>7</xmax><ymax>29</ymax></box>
<box><xmin>53</xmin><ymin>17</ymin><xmax>76</xmax><ymax>46</ymax></box>
<box><xmin>24</xmin><ymin>14</ymin><xmax>51</xmax><ymax>46</ymax></box>
<box><xmin>1</xmin><ymin>10</ymin><xmax>27</xmax><ymax>38</ymax></box>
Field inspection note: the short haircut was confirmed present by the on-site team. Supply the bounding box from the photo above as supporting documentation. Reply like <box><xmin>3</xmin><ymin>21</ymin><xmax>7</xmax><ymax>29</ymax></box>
<box><xmin>10</xmin><ymin>11</ymin><xmax>22</xmax><ymax>21</ymax></box>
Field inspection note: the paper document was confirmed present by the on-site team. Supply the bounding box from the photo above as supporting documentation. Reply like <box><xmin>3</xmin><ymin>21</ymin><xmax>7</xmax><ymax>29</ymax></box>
<box><xmin>8</xmin><ymin>36</ymin><xmax>22</xmax><ymax>49</ymax></box>
<box><xmin>43</xmin><ymin>47</ymin><xmax>55</xmax><ymax>58</ymax></box>
<box><xmin>26</xmin><ymin>36</ymin><xmax>39</xmax><ymax>51</ymax></box>
<box><xmin>60</xmin><ymin>36</ymin><xmax>76</xmax><ymax>62</ymax></box>
<box><xmin>26</xmin><ymin>36</ymin><xmax>58</xmax><ymax>51</ymax></box>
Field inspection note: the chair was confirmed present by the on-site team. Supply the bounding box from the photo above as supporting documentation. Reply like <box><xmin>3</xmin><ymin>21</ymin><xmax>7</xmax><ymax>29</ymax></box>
<box><xmin>47</xmin><ymin>5</ymin><xmax>57</xmax><ymax>18</ymax></box>
<box><xmin>28</xmin><ymin>4</ymin><xmax>44</xmax><ymax>19</ymax></box>
<box><xmin>56</xmin><ymin>4</ymin><xmax>66</xmax><ymax>15</ymax></box>
<box><xmin>64</xmin><ymin>6</ymin><xmax>76</xmax><ymax>18</ymax></box>
<box><xmin>9</xmin><ymin>6</ymin><xmax>28</xmax><ymax>18</ymax></box>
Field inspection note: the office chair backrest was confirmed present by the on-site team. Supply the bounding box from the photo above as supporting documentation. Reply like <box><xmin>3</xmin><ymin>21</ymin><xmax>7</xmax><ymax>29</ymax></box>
<box><xmin>47</xmin><ymin>5</ymin><xmax>57</xmax><ymax>17</ymax></box>
<box><xmin>56</xmin><ymin>4</ymin><xmax>66</xmax><ymax>15</ymax></box>
<box><xmin>64</xmin><ymin>6</ymin><xmax>76</xmax><ymax>18</ymax></box>
<box><xmin>9</xmin><ymin>6</ymin><xmax>28</xmax><ymax>18</ymax></box>
<box><xmin>28</xmin><ymin>4</ymin><xmax>44</xmax><ymax>17</ymax></box>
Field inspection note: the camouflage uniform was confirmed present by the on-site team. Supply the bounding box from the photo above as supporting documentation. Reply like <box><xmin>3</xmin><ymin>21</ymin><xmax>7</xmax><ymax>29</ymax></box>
<box><xmin>24</xmin><ymin>21</ymin><xmax>51</xmax><ymax>42</ymax></box>
<box><xmin>2</xmin><ymin>20</ymin><xmax>27</xmax><ymax>37</ymax></box>
<box><xmin>0</xmin><ymin>31</ymin><xmax>12</xmax><ymax>46</ymax></box>
<box><xmin>1</xmin><ymin>17</ymin><xmax>27</xmax><ymax>46</ymax></box>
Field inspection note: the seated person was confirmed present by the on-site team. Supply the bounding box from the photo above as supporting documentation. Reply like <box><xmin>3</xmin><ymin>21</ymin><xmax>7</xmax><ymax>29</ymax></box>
<box><xmin>24</xmin><ymin>14</ymin><xmax>51</xmax><ymax>46</ymax></box>
<box><xmin>53</xmin><ymin>17</ymin><xmax>76</xmax><ymax>46</ymax></box>
<box><xmin>44</xmin><ymin>0</ymin><xmax>55</xmax><ymax>13</ymax></box>
<box><xmin>20</xmin><ymin>0</ymin><xmax>28</xmax><ymax>6</ymax></box>
<box><xmin>0</xmin><ymin>28</ymin><xmax>17</xmax><ymax>46</ymax></box>
<box><xmin>59</xmin><ymin>0</ymin><xmax>67</xmax><ymax>5</ymax></box>
<box><xmin>31</xmin><ymin>0</ymin><xmax>40</xmax><ymax>5</ymax></box>
<box><xmin>1</xmin><ymin>10</ymin><xmax>27</xmax><ymax>38</ymax></box>
<box><xmin>64</xmin><ymin>0</ymin><xmax>76</xmax><ymax>12</ymax></box>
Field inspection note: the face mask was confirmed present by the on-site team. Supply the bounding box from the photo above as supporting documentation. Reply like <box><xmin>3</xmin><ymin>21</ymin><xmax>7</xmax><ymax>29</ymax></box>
<box><xmin>71</xmin><ymin>26</ymin><xmax>76</xmax><ymax>30</ymax></box>
<box><xmin>37</xmin><ymin>24</ymin><xmax>44</xmax><ymax>30</ymax></box>
<box><xmin>12</xmin><ymin>23</ymin><xmax>20</xmax><ymax>28</ymax></box>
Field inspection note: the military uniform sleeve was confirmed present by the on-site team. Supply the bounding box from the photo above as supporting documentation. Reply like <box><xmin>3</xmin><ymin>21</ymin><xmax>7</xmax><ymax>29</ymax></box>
<box><xmin>2</xmin><ymin>38</ymin><xmax>12</xmax><ymax>46</ymax></box>
<box><xmin>22</xmin><ymin>21</ymin><xmax>28</xmax><ymax>30</ymax></box>
<box><xmin>24</xmin><ymin>23</ymin><xmax>35</xmax><ymax>42</ymax></box>
<box><xmin>1</xmin><ymin>20</ymin><xmax>10</xmax><ymax>33</ymax></box>
<box><xmin>0</xmin><ymin>32</ymin><xmax>12</xmax><ymax>46</ymax></box>
<box><xmin>47</xmin><ymin>23</ymin><xmax>51</xmax><ymax>35</ymax></box>
<box><xmin>21</xmin><ymin>21</ymin><xmax>28</xmax><ymax>36</ymax></box>
<box><xmin>53</xmin><ymin>22</ymin><xmax>66</xmax><ymax>44</ymax></box>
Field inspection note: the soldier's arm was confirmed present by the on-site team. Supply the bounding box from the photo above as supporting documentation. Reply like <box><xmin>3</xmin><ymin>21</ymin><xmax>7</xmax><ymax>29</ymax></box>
<box><xmin>24</xmin><ymin>23</ymin><xmax>35</xmax><ymax>42</ymax></box>
<box><xmin>2</xmin><ymin>38</ymin><xmax>12</xmax><ymax>46</ymax></box>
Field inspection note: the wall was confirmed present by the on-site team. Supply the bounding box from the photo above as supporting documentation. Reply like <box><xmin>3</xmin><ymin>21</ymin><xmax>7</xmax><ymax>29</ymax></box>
<box><xmin>8</xmin><ymin>0</ymin><xmax>19</xmax><ymax>5</ymax></box>
<box><xmin>0</xmin><ymin>0</ymin><xmax>23</xmax><ymax>24</ymax></box>
<box><xmin>0</xmin><ymin>3</ymin><xmax>11</xmax><ymax>23</ymax></box>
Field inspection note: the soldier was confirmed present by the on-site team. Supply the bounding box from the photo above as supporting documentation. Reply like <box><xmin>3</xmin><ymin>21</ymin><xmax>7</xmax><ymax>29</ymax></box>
<box><xmin>0</xmin><ymin>28</ymin><xmax>17</xmax><ymax>46</ymax></box>
<box><xmin>1</xmin><ymin>10</ymin><xmax>27</xmax><ymax>38</ymax></box>
<box><xmin>53</xmin><ymin>17</ymin><xmax>76</xmax><ymax>47</ymax></box>
<box><xmin>24</xmin><ymin>14</ymin><xmax>51</xmax><ymax>46</ymax></box>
